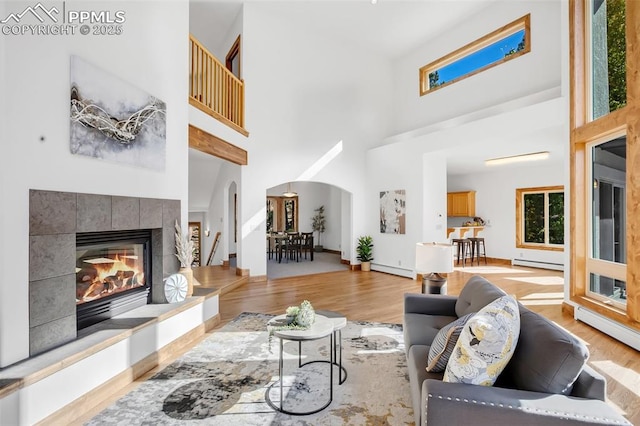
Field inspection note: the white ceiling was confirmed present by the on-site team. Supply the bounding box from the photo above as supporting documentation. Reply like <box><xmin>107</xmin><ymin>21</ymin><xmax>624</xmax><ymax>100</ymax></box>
<box><xmin>190</xmin><ymin>0</ymin><xmax>491</xmax><ymax>58</ymax></box>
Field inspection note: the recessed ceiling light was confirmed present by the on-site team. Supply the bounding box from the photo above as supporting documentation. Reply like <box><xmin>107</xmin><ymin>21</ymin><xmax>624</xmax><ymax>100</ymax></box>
<box><xmin>485</xmin><ymin>151</ymin><xmax>550</xmax><ymax>166</ymax></box>
<box><xmin>371</xmin><ymin>0</ymin><xmax>378</xmax><ymax>4</ymax></box>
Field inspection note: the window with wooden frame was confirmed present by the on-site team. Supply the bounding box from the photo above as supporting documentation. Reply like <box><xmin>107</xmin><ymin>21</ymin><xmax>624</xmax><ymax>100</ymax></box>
<box><xmin>419</xmin><ymin>14</ymin><xmax>530</xmax><ymax>95</ymax></box>
<box><xmin>225</xmin><ymin>35</ymin><xmax>241</xmax><ymax>79</ymax></box>
<box><xmin>266</xmin><ymin>196</ymin><xmax>298</xmax><ymax>233</ymax></box>
<box><xmin>516</xmin><ymin>186</ymin><xmax>564</xmax><ymax>251</ymax></box>
<box><xmin>570</xmin><ymin>0</ymin><xmax>638</xmax><ymax>328</ymax></box>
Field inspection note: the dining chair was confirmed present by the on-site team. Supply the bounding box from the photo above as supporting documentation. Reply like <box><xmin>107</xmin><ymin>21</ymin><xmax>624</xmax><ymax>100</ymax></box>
<box><xmin>301</xmin><ymin>232</ymin><xmax>314</xmax><ymax>260</ymax></box>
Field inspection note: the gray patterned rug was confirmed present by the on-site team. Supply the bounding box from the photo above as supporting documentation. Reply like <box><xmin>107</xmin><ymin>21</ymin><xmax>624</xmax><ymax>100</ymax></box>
<box><xmin>86</xmin><ymin>312</ymin><xmax>413</xmax><ymax>425</ymax></box>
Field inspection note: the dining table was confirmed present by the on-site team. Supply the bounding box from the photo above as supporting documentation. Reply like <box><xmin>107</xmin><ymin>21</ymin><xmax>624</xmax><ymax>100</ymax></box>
<box><xmin>268</xmin><ymin>233</ymin><xmax>314</xmax><ymax>263</ymax></box>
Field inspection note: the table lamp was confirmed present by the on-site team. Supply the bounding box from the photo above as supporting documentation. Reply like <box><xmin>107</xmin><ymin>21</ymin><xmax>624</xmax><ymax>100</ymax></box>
<box><xmin>415</xmin><ymin>242</ymin><xmax>454</xmax><ymax>294</ymax></box>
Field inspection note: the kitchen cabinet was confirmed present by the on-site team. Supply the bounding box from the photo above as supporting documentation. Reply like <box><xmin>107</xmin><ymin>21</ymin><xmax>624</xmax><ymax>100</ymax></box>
<box><xmin>447</xmin><ymin>191</ymin><xmax>476</xmax><ymax>217</ymax></box>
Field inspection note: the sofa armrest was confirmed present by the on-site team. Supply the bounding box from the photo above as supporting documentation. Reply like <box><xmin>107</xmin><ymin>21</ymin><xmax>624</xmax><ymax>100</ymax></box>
<box><xmin>422</xmin><ymin>380</ymin><xmax>631</xmax><ymax>426</ymax></box>
<box><xmin>404</xmin><ymin>293</ymin><xmax>457</xmax><ymax>316</ymax></box>
<box><xmin>571</xmin><ymin>364</ymin><xmax>606</xmax><ymax>401</ymax></box>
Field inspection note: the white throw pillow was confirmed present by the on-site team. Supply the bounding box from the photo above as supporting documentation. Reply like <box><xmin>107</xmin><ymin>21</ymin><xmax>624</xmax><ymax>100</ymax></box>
<box><xmin>443</xmin><ymin>295</ymin><xmax>520</xmax><ymax>386</ymax></box>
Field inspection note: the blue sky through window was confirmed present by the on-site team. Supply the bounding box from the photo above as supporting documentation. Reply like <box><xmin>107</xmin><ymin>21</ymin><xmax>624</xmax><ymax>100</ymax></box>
<box><xmin>430</xmin><ymin>29</ymin><xmax>526</xmax><ymax>86</ymax></box>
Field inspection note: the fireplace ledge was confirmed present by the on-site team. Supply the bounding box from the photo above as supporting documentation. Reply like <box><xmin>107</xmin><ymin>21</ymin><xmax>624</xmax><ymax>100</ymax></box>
<box><xmin>0</xmin><ymin>288</ymin><xmax>219</xmax><ymax>402</ymax></box>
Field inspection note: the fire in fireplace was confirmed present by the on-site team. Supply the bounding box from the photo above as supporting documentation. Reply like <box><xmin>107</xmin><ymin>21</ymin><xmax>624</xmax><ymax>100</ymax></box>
<box><xmin>76</xmin><ymin>229</ymin><xmax>152</xmax><ymax>329</ymax></box>
<box><xmin>76</xmin><ymin>247</ymin><xmax>145</xmax><ymax>303</ymax></box>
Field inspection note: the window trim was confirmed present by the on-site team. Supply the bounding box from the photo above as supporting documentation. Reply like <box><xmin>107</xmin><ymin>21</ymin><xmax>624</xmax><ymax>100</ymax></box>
<box><xmin>266</xmin><ymin>195</ymin><xmax>299</xmax><ymax>233</ymax></box>
<box><xmin>419</xmin><ymin>14</ymin><xmax>531</xmax><ymax>96</ymax></box>
<box><xmin>584</xmin><ymin>133</ymin><xmax>627</xmax><ymax>309</ymax></box>
<box><xmin>225</xmin><ymin>35</ymin><xmax>241</xmax><ymax>79</ymax></box>
<box><xmin>569</xmin><ymin>0</ymin><xmax>639</xmax><ymax>327</ymax></box>
<box><xmin>515</xmin><ymin>186</ymin><xmax>564</xmax><ymax>251</ymax></box>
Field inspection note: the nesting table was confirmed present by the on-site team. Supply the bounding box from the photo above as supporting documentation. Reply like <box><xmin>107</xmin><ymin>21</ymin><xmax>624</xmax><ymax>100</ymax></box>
<box><xmin>265</xmin><ymin>312</ymin><xmax>347</xmax><ymax>415</ymax></box>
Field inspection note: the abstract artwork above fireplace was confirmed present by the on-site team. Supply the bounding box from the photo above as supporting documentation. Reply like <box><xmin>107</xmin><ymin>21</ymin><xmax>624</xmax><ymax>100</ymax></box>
<box><xmin>69</xmin><ymin>55</ymin><xmax>167</xmax><ymax>170</ymax></box>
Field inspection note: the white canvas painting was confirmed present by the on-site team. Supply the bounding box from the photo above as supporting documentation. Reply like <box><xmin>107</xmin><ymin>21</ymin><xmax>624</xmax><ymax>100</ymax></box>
<box><xmin>380</xmin><ymin>190</ymin><xmax>406</xmax><ymax>234</ymax></box>
<box><xmin>70</xmin><ymin>55</ymin><xmax>166</xmax><ymax>170</ymax></box>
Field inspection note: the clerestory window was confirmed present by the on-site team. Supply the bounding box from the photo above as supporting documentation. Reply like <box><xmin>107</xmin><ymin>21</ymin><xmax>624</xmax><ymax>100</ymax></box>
<box><xmin>419</xmin><ymin>14</ymin><xmax>530</xmax><ymax>95</ymax></box>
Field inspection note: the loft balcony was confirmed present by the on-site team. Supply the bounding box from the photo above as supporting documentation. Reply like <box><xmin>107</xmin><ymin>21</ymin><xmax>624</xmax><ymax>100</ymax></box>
<box><xmin>189</xmin><ymin>34</ymin><xmax>248</xmax><ymax>137</ymax></box>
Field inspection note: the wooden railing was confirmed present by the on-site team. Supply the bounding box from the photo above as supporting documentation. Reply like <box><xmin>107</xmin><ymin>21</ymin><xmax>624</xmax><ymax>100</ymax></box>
<box><xmin>189</xmin><ymin>34</ymin><xmax>247</xmax><ymax>136</ymax></box>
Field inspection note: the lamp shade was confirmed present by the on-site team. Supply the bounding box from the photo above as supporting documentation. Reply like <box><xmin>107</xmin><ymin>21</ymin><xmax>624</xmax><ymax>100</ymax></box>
<box><xmin>415</xmin><ymin>242</ymin><xmax>454</xmax><ymax>274</ymax></box>
<box><xmin>283</xmin><ymin>182</ymin><xmax>297</xmax><ymax>197</ymax></box>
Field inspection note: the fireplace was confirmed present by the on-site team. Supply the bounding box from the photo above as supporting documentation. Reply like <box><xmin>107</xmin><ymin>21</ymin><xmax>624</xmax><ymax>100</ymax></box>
<box><xmin>29</xmin><ymin>189</ymin><xmax>180</xmax><ymax>357</ymax></box>
<box><xmin>76</xmin><ymin>230</ymin><xmax>152</xmax><ymax>330</ymax></box>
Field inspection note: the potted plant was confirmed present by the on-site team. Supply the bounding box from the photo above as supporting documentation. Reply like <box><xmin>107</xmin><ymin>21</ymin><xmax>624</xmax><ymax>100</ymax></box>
<box><xmin>311</xmin><ymin>205</ymin><xmax>326</xmax><ymax>252</ymax></box>
<box><xmin>356</xmin><ymin>235</ymin><xmax>374</xmax><ymax>272</ymax></box>
<box><xmin>174</xmin><ymin>220</ymin><xmax>195</xmax><ymax>296</ymax></box>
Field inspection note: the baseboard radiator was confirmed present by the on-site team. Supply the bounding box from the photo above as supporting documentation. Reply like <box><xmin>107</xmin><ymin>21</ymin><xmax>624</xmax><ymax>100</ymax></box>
<box><xmin>575</xmin><ymin>306</ymin><xmax>640</xmax><ymax>351</ymax></box>
<box><xmin>371</xmin><ymin>263</ymin><xmax>415</xmax><ymax>279</ymax></box>
<box><xmin>511</xmin><ymin>258</ymin><xmax>564</xmax><ymax>271</ymax></box>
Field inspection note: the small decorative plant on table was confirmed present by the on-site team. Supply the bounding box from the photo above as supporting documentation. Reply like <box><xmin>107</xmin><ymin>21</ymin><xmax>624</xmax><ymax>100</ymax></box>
<box><xmin>268</xmin><ymin>300</ymin><xmax>316</xmax><ymax>348</ymax></box>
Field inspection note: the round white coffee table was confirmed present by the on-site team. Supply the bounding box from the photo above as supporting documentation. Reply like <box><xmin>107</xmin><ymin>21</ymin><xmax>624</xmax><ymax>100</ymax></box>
<box><xmin>265</xmin><ymin>314</ymin><xmax>334</xmax><ymax>415</ymax></box>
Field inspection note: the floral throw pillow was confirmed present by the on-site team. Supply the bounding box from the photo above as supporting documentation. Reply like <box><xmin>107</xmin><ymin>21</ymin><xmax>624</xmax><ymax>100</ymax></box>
<box><xmin>427</xmin><ymin>313</ymin><xmax>475</xmax><ymax>372</ymax></box>
<box><xmin>443</xmin><ymin>295</ymin><xmax>520</xmax><ymax>386</ymax></box>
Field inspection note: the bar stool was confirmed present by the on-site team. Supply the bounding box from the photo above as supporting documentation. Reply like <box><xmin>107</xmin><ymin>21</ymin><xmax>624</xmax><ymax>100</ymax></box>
<box><xmin>451</xmin><ymin>229</ymin><xmax>472</xmax><ymax>266</ymax></box>
<box><xmin>468</xmin><ymin>230</ymin><xmax>487</xmax><ymax>265</ymax></box>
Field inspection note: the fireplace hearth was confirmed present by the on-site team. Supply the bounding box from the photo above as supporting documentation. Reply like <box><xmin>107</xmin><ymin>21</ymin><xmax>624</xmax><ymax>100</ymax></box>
<box><xmin>76</xmin><ymin>230</ymin><xmax>152</xmax><ymax>330</ymax></box>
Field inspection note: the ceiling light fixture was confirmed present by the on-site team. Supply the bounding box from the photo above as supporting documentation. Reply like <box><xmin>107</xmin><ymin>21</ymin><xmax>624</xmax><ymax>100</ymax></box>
<box><xmin>485</xmin><ymin>151</ymin><xmax>550</xmax><ymax>167</ymax></box>
<box><xmin>371</xmin><ymin>0</ymin><xmax>378</xmax><ymax>4</ymax></box>
<box><xmin>282</xmin><ymin>182</ymin><xmax>297</xmax><ymax>197</ymax></box>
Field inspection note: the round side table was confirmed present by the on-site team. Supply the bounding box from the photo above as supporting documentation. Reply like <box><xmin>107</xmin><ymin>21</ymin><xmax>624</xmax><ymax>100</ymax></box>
<box><xmin>265</xmin><ymin>314</ymin><xmax>334</xmax><ymax>415</ymax></box>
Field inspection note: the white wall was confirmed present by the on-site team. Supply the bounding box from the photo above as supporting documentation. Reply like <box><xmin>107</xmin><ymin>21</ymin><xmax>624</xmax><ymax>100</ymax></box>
<box><xmin>215</xmin><ymin>7</ymin><xmax>243</xmax><ymax>76</ymax></box>
<box><xmin>391</xmin><ymin>0</ymin><xmax>561</xmax><ymax>136</ymax></box>
<box><xmin>238</xmin><ymin>3</ymin><xmax>394</xmax><ymax>276</ymax></box>
<box><xmin>365</xmin><ymin>145</ymin><xmax>448</xmax><ymax>276</ymax></box>
<box><xmin>448</xmin><ymin>161</ymin><xmax>565</xmax><ymax>265</ymax></box>
<box><xmin>0</xmin><ymin>2</ymin><xmax>189</xmax><ymax>367</ymax></box>
<box><xmin>189</xmin><ymin>2</ymin><xmax>243</xmax><ymax>67</ymax></box>
<box><xmin>0</xmin><ymin>0</ymin><xmax>7</xmax><ymax>369</ymax></box>
<box><xmin>197</xmin><ymin>162</ymin><xmax>240</xmax><ymax>266</ymax></box>
<box><xmin>361</xmin><ymin>1</ymin><xmax>566</xmax><ymax>278</ymax></box>
<box><xmin>189</xmin><ymin>151</ymin><xmax>222</xmax><ymax>211</ymax></box>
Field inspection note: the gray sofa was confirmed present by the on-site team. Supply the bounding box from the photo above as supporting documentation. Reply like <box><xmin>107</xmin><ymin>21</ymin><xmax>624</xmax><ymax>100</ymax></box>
<box><xmin>403</xmin><ymin>275</ymin><xmax>631</xmax><ymax>425</ymax></box>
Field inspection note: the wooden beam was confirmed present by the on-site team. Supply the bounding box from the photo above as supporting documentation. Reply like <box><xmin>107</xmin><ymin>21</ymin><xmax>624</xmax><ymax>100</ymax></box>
<box><xmin>188</xmin><ymin>124</ymin><xmax>248</xmax><ymax>165</ymax></box>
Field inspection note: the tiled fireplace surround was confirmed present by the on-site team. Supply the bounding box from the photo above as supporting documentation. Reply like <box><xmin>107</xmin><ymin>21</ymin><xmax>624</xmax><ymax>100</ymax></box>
<box><xmin>29</xmin><ymin>189</ymin><xmax>180</xmax><ymax>357</ymax></box>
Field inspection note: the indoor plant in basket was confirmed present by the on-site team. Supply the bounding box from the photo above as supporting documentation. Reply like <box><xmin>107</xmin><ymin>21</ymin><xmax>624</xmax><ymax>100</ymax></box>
<box><xmin>356</xmin><ymin>235</ymin><xmax>374</xmax><ymax>272</ymax></box>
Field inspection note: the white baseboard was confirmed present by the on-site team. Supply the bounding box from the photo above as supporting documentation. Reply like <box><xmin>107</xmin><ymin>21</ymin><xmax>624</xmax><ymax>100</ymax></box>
<box><xmin>511</xmin><ymin>258</ymin><xmax>564</xmax><ymax>271</ymax></box>
<box><xmin>575</xmin><ymin>306</ymin><xmax>640</xmax><ymax>351</ymax></box>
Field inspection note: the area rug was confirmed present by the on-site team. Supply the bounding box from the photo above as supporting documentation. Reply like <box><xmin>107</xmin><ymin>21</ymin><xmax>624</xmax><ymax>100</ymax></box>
<box><xmin>86</xmin><ymin>312</ymin><xmax>413</xmax><ymax>425</ymax></box>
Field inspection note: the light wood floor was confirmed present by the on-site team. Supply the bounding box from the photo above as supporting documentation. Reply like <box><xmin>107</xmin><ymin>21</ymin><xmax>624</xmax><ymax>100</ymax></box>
<box><xmin>74</xmin><ymin>263</ymin><xmax>640</xmax><ymax>425</ymax></box>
